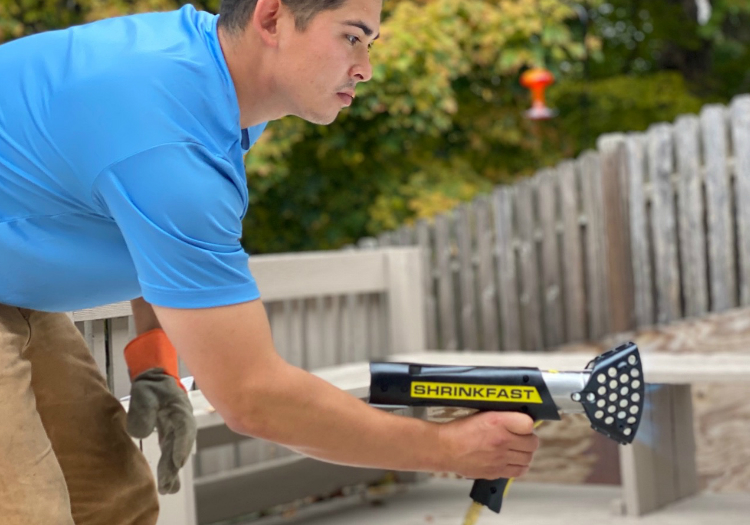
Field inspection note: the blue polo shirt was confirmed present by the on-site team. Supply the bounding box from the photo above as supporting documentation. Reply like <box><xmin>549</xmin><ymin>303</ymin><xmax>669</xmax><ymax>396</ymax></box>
<box><xmin>0</xmin><ymin>5</ymin><xmax>266</xmax><ymax>312</ymax></box>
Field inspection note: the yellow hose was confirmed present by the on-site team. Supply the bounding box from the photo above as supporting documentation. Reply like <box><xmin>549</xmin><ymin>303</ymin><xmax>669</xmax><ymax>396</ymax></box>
<box><xmin>462</xmin><ymin>501</ymin><xmax>484</xmax><ymax>525</ymax></box>
<box><xmin>460</xmin><ymin>419</ymin><xmax>546</xmax><ymax>525</ymax></box>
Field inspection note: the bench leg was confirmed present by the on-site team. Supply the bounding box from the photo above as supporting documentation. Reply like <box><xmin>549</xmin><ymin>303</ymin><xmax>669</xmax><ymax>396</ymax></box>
<box><xmin>617</xmin><ymin>384</ymin><xmax>699</xmax><ymax>516</ymax></box>
<box><xmin>139</xmin><ymin>434</ymin><xmax>198</xmax><ymax>525</ymax></box>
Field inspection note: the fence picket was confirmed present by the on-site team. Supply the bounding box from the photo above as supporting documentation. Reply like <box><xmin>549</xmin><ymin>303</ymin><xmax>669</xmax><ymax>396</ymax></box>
<box><xmin>580</xmin><ymin>151</ymin><xmax>610</xmax><ymax>339</ymax></box>
<box><xmin>475</xmin><ymin>196</ymin><xmax>499</xmax><ymax>351</ymax></box>
<box><xmin>455</xmin><ymin>205</ymin><xmax>479</xmax><ymax>350</ymax></box>
<box><xmin>623</xmin><ymin>135</ymin><xmax>653</xmax><ymax>327</ymax></box>
<box><xmin>285</xmin><ymin>299</ymin><xmax>305</xmax><ymax>368</ymax></box>
<box><xmin>434</xmin><ymin>213</ymin><xmax>458</xmax><ymax>349</ymax></box>
<box><xmin>352</xmin><ymin>294</ymin><xmax>369</xmax><ymax>361</ymax></box>
<box><xmin>108</xmin><ymin>317</ymin><xmax>131</xmax><ymax>399</ymax></box>
<box><xmin>377</xmin><ymin>231</ymin><xmax>394</xmax><ymax>247</ymax></box>
<box><xmin>537</xmin><ymin>169</ymin><xmax>564</xmax><ymax>347</ymax></box>
<box><xmin>492</xmin><ymin>187</ymin><xmax>521</xmax><ymax>351</ymax></box>
<box><xmin>397</xmin><ymin>226</ymin><xmax>415</xmax><ymax>246</ymax></box>
<box><xmin>647</xmin><ymin>124</ymin><xmax>681</xmax><ymax>323</ymax></box>
<box><xmin>267</xmin><ymin>302</ymin><xmax>287</xmax><ymax>362</ymax></box>
<box><xmin>702</xmin><ymin>105</ymin><xmax>736</xmax><ymax>311</ymax></box>
<box><xmin>730</xmin><ymin>95</ymin><xmax>750</xmax><ymax>306</ymax></box>
<box><xmin>83</xmin><ymin>320</ymin><xmax>108</xmax><ymax>380</ymax></box>
<box><xmin>339</xmin><ymin>294</ymin><xmax>356</xmax><ymax>363</ymax></box>
<box><xmin>367</xmin><ymin>293</ymin><xmax>386</xmax><ymax>359</ymax></box>
<box><xmin>558</xmin><ymin>160</ymin><xmax>586</xmax><ymax>342</ymax></box>
<box><xmin>599</xmin><ymin>134</ymin><xmax>635</xmax><ymax>332</ymax></box>
<box><xmin>675</xmin><ymin>115</ymin><xmax>708</xmax><ymax>317</ymax></box>
<box><xmin>516</xmin><ymin>180</ymin><xmax>543</xmax><ymax>350</ymax></box>
<box><xmin>416</xmin><ymin>219</ymin><xmax>438</xmax><ymax>349</ymax></box>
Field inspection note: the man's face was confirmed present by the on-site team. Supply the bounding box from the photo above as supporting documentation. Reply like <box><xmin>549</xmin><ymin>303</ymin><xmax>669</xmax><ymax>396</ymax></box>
<box><xmin>275</xmin><ymin>0</ymin><xmax>382</xmax><ymax>125</ymax></box>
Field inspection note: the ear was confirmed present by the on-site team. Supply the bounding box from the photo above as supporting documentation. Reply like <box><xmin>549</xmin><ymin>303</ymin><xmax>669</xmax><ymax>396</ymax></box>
<box><xmin>252</xmin><ymin>0</ymin><xmax>284</xmax><ymax>47</ymax></box>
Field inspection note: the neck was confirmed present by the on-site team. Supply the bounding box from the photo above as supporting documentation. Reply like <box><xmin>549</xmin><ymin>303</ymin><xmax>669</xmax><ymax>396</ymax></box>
<box><xmin>217</xmin><ymin>25</ymin><xmax>287</xmax><ymax>128</ymax></box>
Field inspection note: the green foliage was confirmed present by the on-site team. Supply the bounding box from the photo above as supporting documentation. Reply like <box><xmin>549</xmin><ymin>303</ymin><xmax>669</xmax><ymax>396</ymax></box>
<box><xmin>584</xmin><ymin>0</ymin><xmax>750</xmax><ymax>97</ymax></box>
<box><xmin>0</xmin><ymin>0</ymin><xmax>219</xmax><ymax>42</ymax></box>
<box><xmin>547</xmin><ymin>71</ymin><xmax>704</xmax><ymax>154</ymax></box>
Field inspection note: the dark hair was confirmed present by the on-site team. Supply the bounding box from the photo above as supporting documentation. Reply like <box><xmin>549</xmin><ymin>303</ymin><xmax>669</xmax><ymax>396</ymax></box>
<box><xmin>218</xmin><ymin>0</ymin><xmax>349</xmax><ymax>34</ymax></box>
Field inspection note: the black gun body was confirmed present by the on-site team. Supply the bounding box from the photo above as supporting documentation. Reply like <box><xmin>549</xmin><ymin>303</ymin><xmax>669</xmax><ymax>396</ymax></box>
<box><xmin>370</xmin><ymin>362</ymin><xmax>561</xmax><ymax>421</ymax></box>
<box><xmin>369</xmin><ymin>362</ymin><xmax>563</xmax><ymax>513</ymax></box>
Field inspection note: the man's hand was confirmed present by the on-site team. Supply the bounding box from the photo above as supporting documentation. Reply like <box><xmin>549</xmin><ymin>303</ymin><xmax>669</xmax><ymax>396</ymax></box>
<box><xmin>124</xmin><ymin>328</ymin><xmax>197</xmax><ymax>494</ymax></box>
<box><xmin>437</xmin><ymin>412</ymin><xmax>539</xmax><ymax>479</ymax></box>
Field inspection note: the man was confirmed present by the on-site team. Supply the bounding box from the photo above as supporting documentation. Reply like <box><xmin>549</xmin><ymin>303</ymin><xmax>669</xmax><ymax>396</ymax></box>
<box><xmin>0</xmin><ymin>1</ymin><xmax>539</xmax><ymax>523</ymax></box>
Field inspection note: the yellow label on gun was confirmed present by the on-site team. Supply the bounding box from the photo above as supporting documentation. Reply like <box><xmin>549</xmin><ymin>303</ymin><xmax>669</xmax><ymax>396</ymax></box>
<box><xmin>411</xmin><ymin>382</ymin><xmax>542</xmax><ymax>404</ymax></box>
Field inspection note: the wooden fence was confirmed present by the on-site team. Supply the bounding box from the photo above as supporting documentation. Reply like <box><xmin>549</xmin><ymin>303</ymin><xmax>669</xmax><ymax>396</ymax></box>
<box><xmin>363</xmin><ymin>94</ymin><xmax>750</xmax><ymax>352</ymax></box>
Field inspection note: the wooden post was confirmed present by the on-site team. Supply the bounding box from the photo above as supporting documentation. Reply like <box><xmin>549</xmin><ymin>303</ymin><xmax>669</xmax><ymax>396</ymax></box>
<box><xmin>618</xmin><ymin>384</ymin><xmax>698</xmax><ymax>516</ymax></box>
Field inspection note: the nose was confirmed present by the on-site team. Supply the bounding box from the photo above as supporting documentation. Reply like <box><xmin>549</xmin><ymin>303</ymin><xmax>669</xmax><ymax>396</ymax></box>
<box><xmin>350</xmin><ymin>53</ymin><xmax>373</xmax><ymax>83</ymax></box>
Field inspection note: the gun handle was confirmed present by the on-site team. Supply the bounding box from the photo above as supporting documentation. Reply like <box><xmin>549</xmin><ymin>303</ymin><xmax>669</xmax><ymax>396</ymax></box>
<box><xmin>470</xmin><ymin>477</ymin><xmax>511</xmax><ymax>513</ymax></box>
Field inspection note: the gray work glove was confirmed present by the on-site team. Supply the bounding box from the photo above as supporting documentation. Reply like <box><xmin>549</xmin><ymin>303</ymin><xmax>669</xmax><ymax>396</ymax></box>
<box><xmin>124</xmin><ymin>329</ymin><xmax>197</xmax><ymax>495</ymax></box>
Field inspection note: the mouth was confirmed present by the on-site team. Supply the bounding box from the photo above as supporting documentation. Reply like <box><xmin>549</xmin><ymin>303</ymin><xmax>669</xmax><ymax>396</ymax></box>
<box><xmin>337</xmin><ymin>92</ymin><xmax>354</xmax><ymax>107</ymax></box>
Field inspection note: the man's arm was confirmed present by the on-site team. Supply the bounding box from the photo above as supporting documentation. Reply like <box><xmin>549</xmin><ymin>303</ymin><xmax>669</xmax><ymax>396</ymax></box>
<box><xmin>131</xmin><ymin>297</ymin><xmax>162</xmax><ymax>335</ymax></box>
<box><xmin>151</xmin><ymin>300</ymin><xmax>538</xmax><ymax>478</ymax></box>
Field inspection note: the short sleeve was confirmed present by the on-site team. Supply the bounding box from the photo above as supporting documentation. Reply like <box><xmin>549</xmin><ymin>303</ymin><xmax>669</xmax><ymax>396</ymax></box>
<box><xmin>92</xmin><ymin>142</ymin><xmax>260</xmax><ymax>308</ymax></box>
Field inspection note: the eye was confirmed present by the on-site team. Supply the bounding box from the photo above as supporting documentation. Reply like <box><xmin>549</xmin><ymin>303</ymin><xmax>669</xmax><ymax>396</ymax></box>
<box><xmin>346</xmin><ymin>35</ymin><xmax>360</xmax><ymax>46</ymax></box>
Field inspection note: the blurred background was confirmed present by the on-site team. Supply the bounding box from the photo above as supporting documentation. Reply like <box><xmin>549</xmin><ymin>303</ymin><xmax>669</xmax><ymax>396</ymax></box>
<box><xmin>2</xmin><ymin>0</ymin><xmax>747</xmax><ymax>255</ymax></box>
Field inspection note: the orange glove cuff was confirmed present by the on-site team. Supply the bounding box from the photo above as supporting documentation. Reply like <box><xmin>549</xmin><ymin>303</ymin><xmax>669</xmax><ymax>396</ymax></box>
<box><xmin>124</xmin><ymin>328</ymin><xmax>186</xmax><ymax>392</ymax></box>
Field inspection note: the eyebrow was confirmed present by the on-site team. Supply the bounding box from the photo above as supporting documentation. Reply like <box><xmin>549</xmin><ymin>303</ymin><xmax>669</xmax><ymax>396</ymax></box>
<box><xmin>343</xmin><ymin>20</ymin><xmax>380</xmax><ymax>41</ymax></box>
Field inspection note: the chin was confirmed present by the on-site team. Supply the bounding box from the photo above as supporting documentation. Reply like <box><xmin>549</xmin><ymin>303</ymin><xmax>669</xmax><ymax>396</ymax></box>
<box><xmin>295</xmin><ymin>106</ymin><xmax>339</xmax><ymax>126</ymax></box>
<box><xmin>306</xmin><ymin>113</ymin><xmax>339</xmax><ymax>126</ymax></box>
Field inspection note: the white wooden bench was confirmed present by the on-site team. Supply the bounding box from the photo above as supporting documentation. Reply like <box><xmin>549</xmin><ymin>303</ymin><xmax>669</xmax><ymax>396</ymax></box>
<box><xmin>72</xmin><ymin>247</ymin><xmax>427</xmax><ymax>525</ymax></box>
<box><xmin>141</xmin><ymin>349</ymin><xmax>750</xmax><ymax>523</ymax></box>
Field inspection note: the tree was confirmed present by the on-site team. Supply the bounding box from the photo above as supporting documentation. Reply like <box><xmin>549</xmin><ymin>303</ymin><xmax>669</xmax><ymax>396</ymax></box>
<box><xmin>243</xmin><ymin>0</ymin><xmax>603</xmax><ymax>252</ymax></box>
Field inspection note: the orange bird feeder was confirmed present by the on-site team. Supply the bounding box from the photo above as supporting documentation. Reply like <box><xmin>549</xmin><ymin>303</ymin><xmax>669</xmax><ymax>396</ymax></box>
<box><xmin>520</xmin><ymin>68</ymin><xmax>557</xmax><ymax>120</ymax></box>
